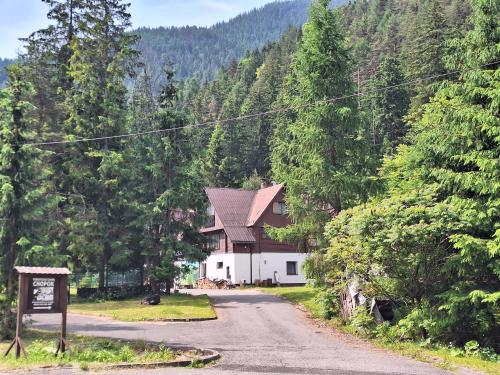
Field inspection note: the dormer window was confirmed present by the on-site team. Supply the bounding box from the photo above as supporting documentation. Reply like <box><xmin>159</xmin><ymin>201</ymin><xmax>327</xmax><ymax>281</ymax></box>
<box><xmin>272</xmin><ymin>201</ymin><xmax>287</xmax><ymax>215</ymax></box>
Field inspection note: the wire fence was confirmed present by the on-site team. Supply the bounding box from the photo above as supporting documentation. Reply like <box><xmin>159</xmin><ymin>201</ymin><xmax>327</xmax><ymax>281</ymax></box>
<box><xmin>69</xmin><ymin>269</ymin><xmax>143</xmax><ymax>289</ymax></box>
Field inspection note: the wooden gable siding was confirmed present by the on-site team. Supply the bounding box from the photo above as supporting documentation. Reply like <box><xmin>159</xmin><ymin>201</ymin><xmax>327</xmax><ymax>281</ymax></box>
<box><xmin>232</xmin><ymin>190</ymin><xmax>295</xmax><ymax>254</ymax></box>
<box><xmin>208</xmin><ymin>230</ymin><xmax>233</xmax><ymax>255</ymax></box>
<box><xmin>252</xmin><ymin>189</ymin><xmax>295</xmax><ymax>253</ymax></box>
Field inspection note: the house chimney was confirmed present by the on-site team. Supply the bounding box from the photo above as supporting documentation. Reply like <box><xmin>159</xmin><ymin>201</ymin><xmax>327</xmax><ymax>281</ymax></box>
<box><xmin>260</xmin><ymin>179</ymin><xmax>272</xmax><ymax>189</ymax></box>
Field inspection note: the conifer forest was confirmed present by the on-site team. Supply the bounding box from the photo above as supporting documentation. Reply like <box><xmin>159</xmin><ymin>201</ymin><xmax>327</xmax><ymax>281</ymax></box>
<box><xmin>0</xmin><ymin>0</ymin><xmax>498</xmax><ymax>354</ymax></box>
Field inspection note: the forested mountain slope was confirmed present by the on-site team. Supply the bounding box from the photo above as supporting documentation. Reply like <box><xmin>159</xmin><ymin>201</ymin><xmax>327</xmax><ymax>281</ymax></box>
<box><xmin>135</xmin><ymin>0</ymin><xmax>346</xmax><ymax>82</ymax></box>
<box><xmin>182</xmin><ymin>0</ymin><xmax>473</xmax><ymax>187</ymax></box>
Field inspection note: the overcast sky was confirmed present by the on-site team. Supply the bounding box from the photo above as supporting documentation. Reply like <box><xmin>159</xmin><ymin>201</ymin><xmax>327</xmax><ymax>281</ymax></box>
<box><xmin>0</xmin><ymin>0</ymin><xmax>275</xmax><ymax>58</ymax></box>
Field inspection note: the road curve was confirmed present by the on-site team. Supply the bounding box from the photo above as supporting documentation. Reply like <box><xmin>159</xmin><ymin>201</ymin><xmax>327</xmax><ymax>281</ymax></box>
<box><xmin>24</xmin><ymin>289</ymin><xmax>451</xmax><ymax>375</ymax></box>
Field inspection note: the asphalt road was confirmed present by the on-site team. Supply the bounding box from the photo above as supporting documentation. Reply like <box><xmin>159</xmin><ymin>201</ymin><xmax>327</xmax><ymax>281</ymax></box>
<box><xmin>18</xmin><ymin>289</ymin><xmax>453</xmax><ymax>375</ymax></box>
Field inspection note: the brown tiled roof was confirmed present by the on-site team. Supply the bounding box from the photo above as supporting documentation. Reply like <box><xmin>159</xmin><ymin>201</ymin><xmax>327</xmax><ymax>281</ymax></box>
<box><xmin>15</xmin><ymin>266</ymin><xmax>71</xmax><ymax>275</ymax></box>
<box><xmin>204</xmin><ymin>184</ymin><xmax>284</xmax><ymax>243</ymax></box>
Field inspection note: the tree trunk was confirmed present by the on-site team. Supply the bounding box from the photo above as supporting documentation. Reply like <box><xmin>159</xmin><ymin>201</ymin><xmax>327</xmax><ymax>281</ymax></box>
<box><xmin>2</xmin><ymin>243</ymin><xmax>16</xmax><ymax>338</ymax></box>
<box><xmin>150</xmin><ymin>238</ymin><xmax>161</xmax><ymax>295</ymax></box>
<box><xmin>98</xmin><ymin>255</ymin><xmax>106</xmax><ymax>289</ymax></box>
<box><xmin>165</xmin><ymin>278</ymin><xmax>171</xmax><ymax>295</ymax></box>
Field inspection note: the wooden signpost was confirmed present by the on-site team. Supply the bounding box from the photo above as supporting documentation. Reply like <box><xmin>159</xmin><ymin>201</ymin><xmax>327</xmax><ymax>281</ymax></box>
<box><xmin>4</xmin><ymin>266</ymin><xmax>71</xmax><ymax>358</ymax></box>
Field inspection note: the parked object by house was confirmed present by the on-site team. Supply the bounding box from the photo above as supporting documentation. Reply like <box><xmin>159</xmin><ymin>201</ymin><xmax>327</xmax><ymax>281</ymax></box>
<box><xmin>200</xmin><ymin>184</ymin><xmax>308</xmax><ymax>285</ymax></box>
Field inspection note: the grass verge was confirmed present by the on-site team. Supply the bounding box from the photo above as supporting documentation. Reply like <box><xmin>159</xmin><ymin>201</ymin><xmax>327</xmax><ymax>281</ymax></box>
<box><xmin>0</xmin><ymin>329</ymin><xmax>180</xmax><ymax>370</ymax></box>
<box><xmin>68</xmin><ymin>293</ymin><xmax>216</xmax><ymax>321</ymax></box>
<box><xmin>259</xmin><ymin>286</ymin><xmax>499</xmax><ymax>375</ymax></box>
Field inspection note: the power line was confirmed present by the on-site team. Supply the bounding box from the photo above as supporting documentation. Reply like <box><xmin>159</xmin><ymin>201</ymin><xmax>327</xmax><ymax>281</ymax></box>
<box><xmin>26</xmin><ymin>61</ymin><xmax>499</xmax><ymax>147</ymax></box>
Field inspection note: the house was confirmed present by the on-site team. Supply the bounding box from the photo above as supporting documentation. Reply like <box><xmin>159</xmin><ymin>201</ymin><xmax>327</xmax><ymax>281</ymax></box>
<box><xmin>199</xmin><ymin>184</ymin><xmax>308</xmax><ymax>285</ymax></box>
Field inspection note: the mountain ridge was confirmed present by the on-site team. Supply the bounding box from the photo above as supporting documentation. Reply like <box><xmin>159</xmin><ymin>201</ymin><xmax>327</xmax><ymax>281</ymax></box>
<box><xmin>134</xmin><ymin>0</ymin><xmax>347</xmax><ymax>83</ymax></box>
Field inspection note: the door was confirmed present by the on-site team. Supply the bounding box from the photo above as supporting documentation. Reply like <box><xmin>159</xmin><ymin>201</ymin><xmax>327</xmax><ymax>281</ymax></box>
<box><xmin>200</xmin><ymin>262</ymin><xmax>207</xmax><ymax>278</ymax></box>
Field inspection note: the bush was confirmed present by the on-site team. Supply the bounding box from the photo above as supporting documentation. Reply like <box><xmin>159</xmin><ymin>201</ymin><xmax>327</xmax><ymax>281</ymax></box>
<box><xmin>395</xmin><ymin>304</ymin><xmax>439</xmax><ymax>342</ymax></box>
<box><xmin>350</xmin><ymin>306</ymin><xmax>374</xmax><ymax>335</ymax></box>
<box><xmin>0</xmin><ymin>303</ymin><xmax>15</xmax><ymax>340</ymax></box>
<box><xmin>463</xmin><ymin>341</ymin><xmax>499</xmax><ymax>362</ymax></box>
<box><xmin>374</xmin><ymin>321</ymin><xmax>401</xmax><ymax>343</ymax></box>
<box><xmin>315</xmin><ymin>288</ymin><xmax>338</xmax><ymax>319</ymax></box>
<box><xmin>76</xmin><ymin>286</ymin><xmax>148</xmax><ymax>300</ymax></box>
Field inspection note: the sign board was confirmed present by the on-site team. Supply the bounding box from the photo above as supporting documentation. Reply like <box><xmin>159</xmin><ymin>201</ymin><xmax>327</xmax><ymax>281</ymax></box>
<box><xmin>31</xmin><ymin>277</ymin><xmax>55</xmax><ymax>310</ymax></box>
<box><xmin>5</xmin><ymin>267</ymin><xmax>71</xmax><ymax>358</ymax></box>
<box><xmin>24</xmin><ymin>275</ymin><xmax>66</xmax><ymax>314</ymax></box>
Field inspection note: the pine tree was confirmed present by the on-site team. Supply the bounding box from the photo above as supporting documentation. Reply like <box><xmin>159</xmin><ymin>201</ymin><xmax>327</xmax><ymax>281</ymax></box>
<box><xmin>241</xmin><ymin>28</ymin><xmax>301</xmax><ymax>179</ymax></box>
<box><xmin>328</xmin><ymin>0</ymin><xmax>500</xmax><ymax>345</ymax></box>
<box><xmin>202</xmin><ymin>50</ymin><xmax>265</xmax><ymax>187</ymax></box>
<box><xmin>0</xmin><ymin>65</ymin><xmax>60</xmax><ymax>337</ymax></box>
<box><xmin>271</xmin><ymin>0</ymin><xmax>371</xmax><ymax>243</ymax></box>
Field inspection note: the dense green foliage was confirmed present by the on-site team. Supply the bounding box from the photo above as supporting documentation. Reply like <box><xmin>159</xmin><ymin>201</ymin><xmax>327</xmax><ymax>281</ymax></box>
<box><xmin>319</xmin><ymin>0</ymin><xmax>499</xmax><ymax>348</ymax></box>
<box><xmin>126</xmin><ymin>69</ymin><xmax>208</xmax><ymax>294</ymax></box>
<box><xmin>0</xmin><ymin>66</ymin><xmax>61</xmax><ymax>337</ymax></box>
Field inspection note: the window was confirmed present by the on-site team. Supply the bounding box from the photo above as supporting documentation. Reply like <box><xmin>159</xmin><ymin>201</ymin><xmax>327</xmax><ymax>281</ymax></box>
<box><xmin>273</xmin><ymin>201</ymin><xmax>288</xmax><ymax>215</ymax></box>
<box><xmin>216</xmin><ymin>262</ymin><xmax>223</xmax><ymax>269</ymax></box>
<box><xmin>208</xmin><ymin>233</ymin><xmax>220</xmax><ymax>250</ymax></box>
<box><xmin>207</xmin><ymin>204</ymin><xmax>215</xmax><ymax>216</ymax></box>
<box><xmin>286</xmin><ymin>261</ymin><xmax>298</xmax><ymax>275</ymax></box>
<box><xmin>206</xmin><ymin>205</ymin><xmax>215</xmax><ymax>227</ymax></box>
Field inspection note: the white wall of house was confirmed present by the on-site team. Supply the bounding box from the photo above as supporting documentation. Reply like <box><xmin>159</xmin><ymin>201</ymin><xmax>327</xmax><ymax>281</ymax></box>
<box><xmin>255</xmin><ymin>252</ymin><xmax>308</xmax><ymax>284</ymax></box>
<box><xmin>204</xmin><ymin>253</ymin><xmax>235</xmax><ymax>282</ymax></box>
<box><xmin>203</xmin><ymin>251</ymin><xmax>308</xmax><ymax>285</ymax></box>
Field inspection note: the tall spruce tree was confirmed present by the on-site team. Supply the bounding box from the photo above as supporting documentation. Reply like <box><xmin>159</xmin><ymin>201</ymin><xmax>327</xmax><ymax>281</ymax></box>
<box><xmin>128</xmin><ymin>70</ymin><xmax>208</xmax><ymax>295</ymax></box>
<box><xmin>0</xmin><ymin>66</ymin><xmax>60</xmax><ymax>337</ymax></box>
<box><xmin>402</xmin><ymin>0</ymin><xmax>449</xmax><ymax>109</ymax></box>
<box><xmin>20</xmin><ymin>0</ymin><xmax>85</xmax><ymax>137</ymax></box>
<box><xmin>240</xmin><ymin>28</ymin><xmax>301</xmax><ymax>180</ymax></box>
<box><xmin>369</xmin><ymin>54</ymin><xmax>410</xmax><ymax>154</ymax></box>
<box><xmin>63</xmin><ymin>0</ymin><xmax>138</xmax><ymax>287</ymax></box>
<box><xmin>271</xmin><ymin>0</ymin><xmax>371</xmax><ymax>244</ymax></box>
<box><xmin>203</xmin><ymin>51</ymin><xmax>264</xmax><ymax>187</ymax></box>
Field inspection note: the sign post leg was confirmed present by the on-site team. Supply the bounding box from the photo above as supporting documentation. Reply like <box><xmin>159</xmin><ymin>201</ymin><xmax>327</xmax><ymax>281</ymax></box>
<box><xmin>55</xmin><ymin>310</ymin><xmax>67</xmax><ymax>355</ymax></box>
<box><xmin>5</xmin><ymin>274</ymin><xmax>26</xmax><ymax>358</ymax></box>
<box><xmin>55</xmin><ymin>275</ymin><xmax>68</xmax><ymax>356</ymax></box>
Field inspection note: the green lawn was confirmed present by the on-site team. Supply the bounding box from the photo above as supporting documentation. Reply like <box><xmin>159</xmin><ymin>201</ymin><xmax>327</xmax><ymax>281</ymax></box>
<box><xmin>259</xmin><ymin>286</ymin><xmax>499</xmax><ymax>375</ymax></box>
<box><xmin>0</xmin><ymin>329</ymin><xmax>178</xmax><ymax>370</ymax></box>
<box><xmin>68</xmin><ymin>293</ymin><xmax>216</xmax><ymax>322</ymax></box>
<box><xmin>258</xmin><ymin>286</ymin><xmax>323</xmax><ymax>318</ymax></box>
